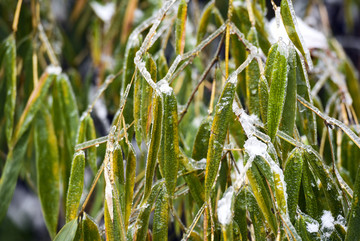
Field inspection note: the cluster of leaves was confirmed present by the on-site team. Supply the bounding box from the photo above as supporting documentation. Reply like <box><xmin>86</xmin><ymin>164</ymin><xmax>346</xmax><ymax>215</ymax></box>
<box><xmin>1</xmin><ymin>0</ymin><xmax>360</xmax><ymax>240</ymax></box>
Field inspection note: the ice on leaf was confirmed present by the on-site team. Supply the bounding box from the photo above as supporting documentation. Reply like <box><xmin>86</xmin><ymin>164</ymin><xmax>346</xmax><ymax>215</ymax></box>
<box><xmin>217</xmin><ymin>186</ymin><xmax>234</xmax><ymax>225</ymax></box>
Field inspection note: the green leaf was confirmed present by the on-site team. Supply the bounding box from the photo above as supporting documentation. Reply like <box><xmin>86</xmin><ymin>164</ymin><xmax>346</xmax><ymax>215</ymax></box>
<box><xmin>267</xmin><ymin>42</ymin><xmax>288</xmax><ymax>141</ymax></box>
<box><xmin>141</xmin><ymin>54</ymin><xmax>156</xmax><ymax>140</ymax></box>
<box><xmin>258</xmin><ymin>76</ymin><xmax>269</xmax><ymax>124</ymax></box>
<box><xmin>284</xmin><ymin>148</ymin><xmax>303</xmax><ymax>222</ymax></box>
<box><xmin>264</xmin><ymin>43</ymin><xmax>279</xmax><ymax>85</ymax></box>
<box><xmin>85</xmin><ymin>116</ymin><xmax>97</xmax><ymax>173</ymax></box>
<box><xmin>143</xmin><ymin>95</ymin><xmax>162</xmax><ymax>203</ymax></box>
<box><xmin>159</xmin><ymin>89</ymin><xmax>180</xmax><ymax>199</ymax></box>
<box><xmin>83</xmin><ymin>213</ymin><xmax>101</xmax><ymax>241</ymax></box>
<box><xmin>197</xmin><ymin>2</ymin><xmax>213</xmax><ymax>44</ymax></box>
<box><xmin>53</xmin><ymin>218</ymin><xmax>78</xmax><ymax>241</ymax></box>
<box><xmin>280</xmin><ymin>45</ymin><xmax>297</xmax><ymax>160</ymax></box>
<box><xmin>35</xmin><ymin>107</ymin><xmax>60</xmax><ymax>238</ymax></box>
<box><xmin>104</xmin><ymin>196</ymin><xmax>125</xmax><ymax>241</ymax></box>
<box><xmin>11</xmin><ymin>73</ymin><xmax>55</xmax><ymax>147</ymax></box>
<box><xmin>280</xmin><ymin>0</ymin><xmax>312</xmax><ymax>68</ymax></box>
<box><xmin>345</xmin><ymin>166</ymin><xmax>360</xmax><ymax>241</ymax></box>
<box><xmin>0</xmin><ymin>129</ymin><xmax>30</xmax><ymax>222</ymax></box>
<box><xmin>134</xmin><ymin>71</ymin><xmax>142</xmax><ymax>147</ymax></box>
<box><xmin>247</xmin><ymin>160</ymin><xmax>278</xmax><ymax>233</ymax></box>
<box><xmin>66</xmin><ymin>151</ymin><xmax>85</xmax><ymax>222</ymax></box>
<box><xmin>191</xmin><ymin>116</ymin><xmax>212</xmax><ymax>161</ymax></box>
<box><xmin>246</xmin><ymin>27</ymin><xmax>261</xmax><ymax>117</ymax></box>
<box><xmin>303</xmin><ymin>150</ymin><xmax>343</xmax><ymax>217</ymax></box>
<box><xmin>153</xmin><ymin>187</ymin><xmax>169</xmax><ymax>241</ymax></box>
<box><xmin>134</xmin><ymin>182</ymin><xmax>163</xmax><ymax>241</ymax></box>
<box><xmin>124</xmin><ymin>143</ymin><xmax>136</xmax><ymax>230</ymax></box>
<box><xmin>301</xmin><ymin>159</ymin><xmax>319</xmax><ymax>219</ymax></box>
<box><xmin>175</xmin><ymin>0</ymin><xmax>187</xmax><ymax>55</ymax></box>
<box><xmin>3</xmin><ymin>34</ymin><xmax>16</xmax><ymax>145</ymax></box>
<box><xmin>204</xmin><ymin>81</ymin><xmax>235</xmax><ymax>200</ymax></box>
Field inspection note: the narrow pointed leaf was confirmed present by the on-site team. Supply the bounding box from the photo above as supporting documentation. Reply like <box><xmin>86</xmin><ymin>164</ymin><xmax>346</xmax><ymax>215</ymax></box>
<box><xmin>85</xmin><ymin>116</ymin><xmax>97</xmax><ymax>173</ymax></box>
<box><xmin>35</xmin><ymin>108</ymin><xmax>60</xmax><ymax>238</ymax></box>
<box><xmin>153</xmin><ymin>188</ymin><xmax>169</xmax><ymax>241</ymax></box>
<box><xmin>284</xmin><ymin>148</ymin><xmax>303</xmax><ymax>222</ymax></box>
<box><xmin>345</xmin><ymin>166</ymin><xmax>360</xmax><ymax>241</ymax></box>
<box><xmin>280</xmin><ymin>0</ymin><xmax>313</xmax><ymax>68</ymax></box>
<box><xmin>0</xmin><ymin>130</ymin><xmax>30</xmax><ymax>222</ymax></box>
<box><xmin>192</xmin><ymin>116</ymin><xmax>212</xmax><ymax>161</ymax></box>
<box><xmin>197</xmin><ymin>2</ymin><xmax>214</xmax><ymax>44</ymax></box>
<box><xmin>83</xmin><ymin>213</ymin><xmax>101</xmax><ymax>241</ymax></box>
<box><xmin>267</xmin><ymin>42</ymin><xmax>288</xmax><ymax>141</ymax></box>
<box><xmin>264</xmin><ymin>43</ymin><xmax>279</xmax><ymax>85</ymax></box>
<box><xmin>175</xmin><ymin>0</ymin><xmax>187</xmax><ymax>55</ymax></box>
<box><xmin>3</xmin><ymin>34</ymin><xmax>16</xmax><ymax>145</ymax></box>
<box><xmin>53</xmin><ymin>218</ymin><xmax>78</xmax><ymax>241</ymax></box>
<box><xmin>159</xmin><ymin>88</ymin><xmax>180</xmax><ymax>198</ymax></box>
<box><xmin>143</xmin><ymin>95</ymin><xmax>162</xmax><ymax>202</ymax></box>
<box><xmin>134</xmin><ymin>182</ymin><xmax>163</xmax><ymax>241</ymax></box>
<box><xmin>66</xmin><ymin>151</ymin><xmax>85</xmax><ymax>222</ymax></box>
<box><xmin>124</xmin><ymin>143</ymin><xmax>136</xmax><ymax>229</ymax></box>
<box><xmin>246</xmin><ymin>27</ymin><xmax>261</xmax><ymax>117</ymax></box>
<box><xmin>205</xmin><ymin>81</ymin><xmax>235</xmax><ymax>199</ymax></box>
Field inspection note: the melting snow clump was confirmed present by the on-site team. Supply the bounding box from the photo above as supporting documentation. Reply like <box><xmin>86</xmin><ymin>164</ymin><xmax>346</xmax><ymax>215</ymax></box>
<box><xmin>306</xmin><ymin>221</ymin><xmax>319</xmax><ymax>233</ymax></box>
<box><xmin>217</xmin><ymin>186</ymin><xmax>234</xmax><ymax>225</ymax></box>
<box><xmin>321</xmin><ymin>210</ymin><xmax>335</xmax><ymax>238</ymax></box>
<box><xmin>158</xmin><ymin>79</ymin><xmax>173</xmax><ymax>95</ymax></box>
<box><xmin>46</xmin><ymin>65</ymin><xmax>62</xmax><ymax>75</ymax></box>
<box><xmin>244</xmin><ymin>136</ymin><xmax>267</xmax><ymax>158</ymax></box>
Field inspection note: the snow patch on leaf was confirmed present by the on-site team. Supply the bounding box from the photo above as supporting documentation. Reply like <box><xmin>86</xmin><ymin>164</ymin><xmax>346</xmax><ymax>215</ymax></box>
<box><xmin>217</xmin><ymin>186</ymin><xmax>234</xmax><ymax>225</ymax></box>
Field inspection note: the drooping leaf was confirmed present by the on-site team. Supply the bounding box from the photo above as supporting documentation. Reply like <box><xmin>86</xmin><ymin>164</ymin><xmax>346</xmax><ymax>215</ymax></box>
<box><xmin>175</xmin><ymin>0</ymin><xmax>187</xmax><ymax>55</ymax></box>
<box><xmin>83</xmin><ymin>213</ymin><xmax>101</xmax><ymax>241</ymax></box>
<box><xmin>124</xmin><ymin>143</ymin><xmax>136</xmax><ymax>230</ymax></box>
<box><xmin>35</xmin><ymin>107</ymin><xmax>60</xmax><ymax>238</ymax></box>
<box><xmin>153</xmin><ymin>187</ymin><xmax>169</xmax><ymax>241</ymax></box>
<box><xmin>205</xmin><ymin>81</ymin><xmax>235</xmax><ymax>200</ymax></box>
<box><xmin>66</xmin><ymin>151</ymin><xmax>85</xmax><ymax>222</ymax></box>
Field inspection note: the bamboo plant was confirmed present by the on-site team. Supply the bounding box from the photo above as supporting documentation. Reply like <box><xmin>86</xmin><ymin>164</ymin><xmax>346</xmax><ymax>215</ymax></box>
<box><xmin>1</xmin><ymin>0</ymin><xmax>360</xmax><ymax>240</ymax></box>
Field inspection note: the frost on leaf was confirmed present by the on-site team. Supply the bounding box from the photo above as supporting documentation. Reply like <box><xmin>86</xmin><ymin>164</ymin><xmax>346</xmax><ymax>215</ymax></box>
<box><xmin>217</xmin><ymin>186</ymin><xmax>234</xmax><ymax>225</ymax></box>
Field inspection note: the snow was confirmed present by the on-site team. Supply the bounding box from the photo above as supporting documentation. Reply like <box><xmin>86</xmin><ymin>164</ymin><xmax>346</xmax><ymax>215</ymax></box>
<box><xmin>268</xmin><ymin>13</ymin><xmax>328</xmax><ymax>50</ymax></box>
<box><xmin>90</xmin><ymin>2</ymin><xmax>115</xmax><ymax>23</ymax></box>
<box><xmin>157</xmin><ymin>79</ymin><xmax>173</xmax><ymax>95</ymax></box>
<box><xmin>244</xmin><ymin>136</ymin><xmax>267</xmax><ymax>158</ymax></box>
<box><xmin>46</xmin><ymin>65</ymin><xmax>62</xmax><ymax>75</ymax></box>
<box><xmin>320</xmin><ymin>210</ymin><xmax>335</xmax><ymax>237</ymax></box>
<box><xmin>217</xmin><ymin>186</ymin><xmax>234</xmax><ymax>225</ymax></box>
<box><xmin>306</xmin><ymin>221</ymin><xmax>320</xmax><ymax>233</ymax></box>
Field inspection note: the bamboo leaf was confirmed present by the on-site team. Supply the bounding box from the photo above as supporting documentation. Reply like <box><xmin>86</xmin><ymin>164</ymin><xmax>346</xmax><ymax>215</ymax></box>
<box><xmin>134</xmin><ymin>71</ymin><xmax>142</xmax><ymax>147</ymax></box>
<box><xmin>284</xmin><ymin>148</ymin><xmax>303</xmax><ymax>222</ymax></box>
<box><xmin>85</xmin><ymin>116</ymin><xmax>97</xmax><ymax>173</ymax></box>
<box><xmin>134</xmin><ymin>182</ymin><xmax>163</xmax><ymax>241</ymax></box>
<box><xmin>0</xmin><ymin>129</ymin><xmax>30</xmax><ymax>222</ymax></box>
<box><xmin>205</xmin><ymin>81</ymin><xmax>236</xmax><ymax>200</ymax></box>
<box><xmin>267</xmin><ymin>41</ymin><xmax>288</xmax><ymax>141</ymax></box>
<box><xmin>175</xmin><ymin>0</ymin><xmax>187</xmax><ymax>55</ymax></box>
<box><xmin>345</xmin><ymin>166</ymin><xmax>360</xmax><ymax>240</ymax></box>
<box><xmin>35</xmin><ymin>107</ymin><xmax>60</xmax><ymax>238</ymax></box>
<box><xmin>264</xmin><ymin>43</ymin><xmax>279</xmax><ymax>85</ymax></box>
<box><xmin>53</xmin><ymin>218</ymin><xmax>78</xmax><ymax>241</ymax></box>
<box><xmin>3</xmin><ymin>34</ymin><xmax>16</xmax><ymax>145</ymax></box>
<box><xmin>159</xmin><ymin>87</ymin><xmax>180</xmax><ymax>199</ymax></box>
<box><xmin>258</xmin><ymin>76</ymin><xmax>269</xmax><ymax>124</ymax></box>
<box><xmin>197</xmin><ymin>2</ymin><xmax>214</xmax><ymax>44</ymax></box>
<box><xmin>303</xmin><ymin>150</ymin><xmax>343</xmax><ymax>217</ymax></box>
<box><xmin>66</xmin><ymin>151</ymin><xmax>85</xmax><ymax>222</ymax></box>
<box><xmin>153</xmin><ymin>187</ymin><xmax>169</xmax><ymax>241</ymax></box>
<box><xmin>143</xmin><ymin>95</ymin><xmax>162</xmax><ymax>202</ymax></box>
<box><xmin>83</xmin><ymin>213</ymin><xmax>101</xmax><ymax>241</ymax></box>
<box><xmin>141</xmin><ymin>54</ymin><xmax>156</xmax><ymax>140</ymax></box>
<box><xmin>124</xmin><ymin>143</ymin><xmax>136</xmax><ymax>230</ymax></box>
<box><xmin>246</xmin><ymin>27</ymin><xmax>261</xmax><ymax>117</ymax></box>
<box><xmin>280</xmin><ymin>0</ymin><xmax>313</xmax><ymax>68</ymax></box>
<box><xmin>12</xmin><ymin>72</ymin><xmax>55</xmax><ymax>147</ymax></box>
<box><xmin>247</xmin><ymin>160</ymin><xmax>278</xmax><ymax>233</ymax></box>
<box><xmin>191</xmin><ymin>116</ymin><xmax>212</xmax><ymax>161</ymax></box>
